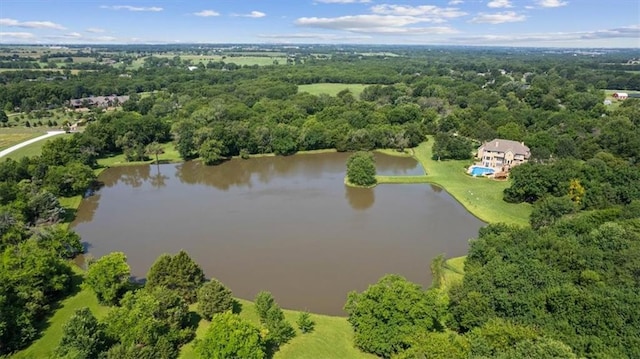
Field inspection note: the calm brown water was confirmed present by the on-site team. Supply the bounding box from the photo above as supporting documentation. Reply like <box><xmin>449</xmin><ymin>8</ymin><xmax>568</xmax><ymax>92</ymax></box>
<box><xmin>72</xmin><ymin>152</ymin><xmax>484</xmax><ymax>315</ymax></box>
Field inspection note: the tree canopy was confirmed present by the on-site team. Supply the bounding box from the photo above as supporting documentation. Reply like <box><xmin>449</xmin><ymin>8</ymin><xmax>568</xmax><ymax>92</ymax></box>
<box><xmin>346</xmin><ymin>151</ymin><xmax>377</xmax><ymax>187</ymax></box>
<box><xmin>85</xmin><ymin>252</ymin><xmax>131</xmax><ymax>305</ymax></box>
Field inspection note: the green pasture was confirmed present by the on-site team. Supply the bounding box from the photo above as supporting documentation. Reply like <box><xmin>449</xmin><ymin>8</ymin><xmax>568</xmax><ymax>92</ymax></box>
<box><xmin>298</xmin><ymin>83</ymin><xmax>368</xmax><ymax>98</ymax></box>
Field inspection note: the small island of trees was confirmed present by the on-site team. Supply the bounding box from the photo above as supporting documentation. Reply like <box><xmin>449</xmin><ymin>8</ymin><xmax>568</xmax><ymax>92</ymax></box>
<box><xmin>346</xmin><ymin>151</ymin><xmax>377</xmax><ymax>187</ymax></box>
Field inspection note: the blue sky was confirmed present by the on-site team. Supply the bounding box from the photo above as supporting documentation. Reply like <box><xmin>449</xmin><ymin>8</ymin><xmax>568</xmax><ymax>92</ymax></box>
<box><xmin>1</xmin><ymin>0</ymin><xmax>638</xmax><ymax>47</ymax></box>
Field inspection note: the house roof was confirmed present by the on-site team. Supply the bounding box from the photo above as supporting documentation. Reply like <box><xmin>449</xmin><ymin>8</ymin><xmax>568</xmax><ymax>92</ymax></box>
<box><xmin>69</xmin><ymin>95</ymin><xmax>130</xmax><ymax>107</ymax></box>
<box><xmin>479</xmin><ymin>139</ymin><xmax>530</xmax><ymax>157</ymax></box>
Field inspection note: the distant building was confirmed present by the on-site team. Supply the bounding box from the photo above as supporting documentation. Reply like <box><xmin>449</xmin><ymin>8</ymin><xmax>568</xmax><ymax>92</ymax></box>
<box><xmin>69</xmin><ymin>95</ymin><xmax>130</xmax><ymax>109</ymax></box>
<box><xmin>604</xmin><ymin>99</ymin><xmax>612</xmax><ymax>105</ymax></box>
<box><xmin>613</xmin><ymin>92</ymin><xmax>628</xmax><ymax>100</ymax></box>
<box><xmin>187</xmin><ymin>66</ymin><xmax>199</xmax><ymax>71</ymax></box>
<box><xmin>476</xmin><ymin>139</ymin><xmax>530</xmax><ymax>170</ymax></box>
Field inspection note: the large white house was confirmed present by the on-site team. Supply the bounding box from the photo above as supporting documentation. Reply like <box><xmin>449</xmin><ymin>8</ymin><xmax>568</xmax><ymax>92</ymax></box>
<box><xmin>476</xmin><ymin>139</ymin><xmax>530</xmax><ymax>170</ymax></box>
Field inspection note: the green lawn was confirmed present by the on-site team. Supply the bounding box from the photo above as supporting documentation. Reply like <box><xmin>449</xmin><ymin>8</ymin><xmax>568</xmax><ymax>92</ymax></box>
<box><xmin>180</xmin><ymin>299</ymin><xmax>375</xmax><ymax>359</ymax></box>
<box><xmin>11</xmin><ymin>269</ymin><xmax>111</xmax><ymax>359</ymax></box>
<box><xmin>13</xmin><ymin>279</ymin><xmax>373</xmax><ymax>359</ymax></box>
<box><xmin>2</xmin><ymin>133</ymin><xmax>69</xmax><ymax>161</ymax></box>
<box><xmin>96</xmin><ymin>142</ymin><xmax>181</xmax><ymax>171</ymax></box>
<box><xmin>366</xmin><ymin>140</ymin><xmax>530</xmax><ymax>226</ymax></box>
<box><xmin>441</xmin><ymin>256</ymin><xmax>466</xmax><ymax>291</ymax></box>
<box><xmin>0</xmin><ymin>130</ymin><xmax>45</xmax><ymax>150</ymax></box>
<box><xmin>411</xmin><ymin>140</ymin><xmax>531</xmax><ymax>226</ymax></box>
<box><xmin>298</xmin><ymin>83</ymin><xmax>368</xmax><ymax>98</ymax></box>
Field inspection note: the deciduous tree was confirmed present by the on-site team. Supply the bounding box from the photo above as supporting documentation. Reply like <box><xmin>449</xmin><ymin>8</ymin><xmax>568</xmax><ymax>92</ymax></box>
<box><xmin>146</xmin><ymin>250</ymin><xmax>205</xmax><ymax>303</ymax></box>
<box><xmin>194</xmin><ymin>312</ymin><xmax>265</xmax><ymax>359</ymax></box>
<box><xmin>86</xmin><ymin>252</ymin><xmax>130</xmax><ymax>305</ymax></box>
<box><xmin>346</xmin><ymin>151</ymin><xmax>376</xmax><ymax>186</ymax></box>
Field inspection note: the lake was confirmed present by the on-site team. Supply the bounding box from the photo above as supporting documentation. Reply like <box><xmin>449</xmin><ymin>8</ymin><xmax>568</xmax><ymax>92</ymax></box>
<box><xmin>72</xmin><ymin>152</ymin><xmax>484</xmax><ymax>315</ymax></box>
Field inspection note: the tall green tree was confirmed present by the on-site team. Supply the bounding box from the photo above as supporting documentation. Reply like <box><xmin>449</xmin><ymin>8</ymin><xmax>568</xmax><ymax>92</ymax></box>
<box><xmin>146</xmin><ymin>250</ymin><xmax>205</xmax><ymax>303</ymax></box>
<box><xmin>146</xmin><ymin>141</ymin><xmax>164</xmax><ymax>164</ymax></box>
<box><xmin>194</xmin><ymin>312</ymin><xmax>265</xmax><ymax>359</ymax></box>
<box><xmin>199</xmin><ymin>139</ymin><xmax>224</xmax><ymax>165</ymax></box>
<box><xmin>344</xmin><ymin>274</ymin><xmax>444</xmax><ymax>358</ymax></box>
<box><xmin>253</xmin><ymin>291</ymin><xmax>295</xmax><ymax>348</ymax></box>
<box><xmin>197</xmin><ymin>279</ymin><xmax>234</xmax><ymax>320</ymax></box>
<box><xmin>346</xmin><ymin>151</ymin><xmax>377</xmax><ymax>186</ymax></box>
<box><xmin>54</xmin><ymin>307</ymin><xmax>109</xmax><ymax>359</ymax></box>
<box><xmin>85</xmin><ymin>252</ymin><xmax>130</xmax><ymax>305</ymax></box>
<box><xmin>104</xmin><ymin>287</ymin><xmax>193</xmax><ymax>355</ymax></box>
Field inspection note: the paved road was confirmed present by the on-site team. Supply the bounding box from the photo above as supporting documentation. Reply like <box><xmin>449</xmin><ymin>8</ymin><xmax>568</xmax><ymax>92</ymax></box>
<box><xmin>0</xmin><ymin>131</ymin><xmax>66</xmax><ymax>158</ymax></box>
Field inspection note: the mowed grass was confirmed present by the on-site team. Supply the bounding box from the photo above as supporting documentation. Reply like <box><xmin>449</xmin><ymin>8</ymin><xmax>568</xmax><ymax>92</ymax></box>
<box><xmin>180</xmin><ymin>299</ymin><xmax>375</xmax><ymax>359</ymax></box>
<box><xmin>14</xmin><ymin>279</ymin><xmax>372</xmax><ymax>359</ymax></box>
<box><xmin>96</xmin><ymin>142</ymin><xmax>181</xmax><ymax>169</ymax></box>
<box><xmin>2</xmin><ymin>132</ymin><xmax>69</xmax><ymax>161</ymax></box>
<box><xmin>412</xmin><ymin>140</ymin><xmax>530</xmax><ymax>226</ymax></box>
<box><xmin>441</xmin><ymin>256</ymin><xmax>466</xmax><ymax>291</ymax></box>
<box><xmin>11</xmin><ymin>269</ymin><xmax>111</xmax><ymax>359</ymax></box>
<box><xmin>298</xmin><ymin>83</ymin><xmax>368</xmax><ymax>98</ymax></box>
<box><xmin>0</xmin><ymin>131</ymin><xmax>44</xmax><ymax>150</ymax></box>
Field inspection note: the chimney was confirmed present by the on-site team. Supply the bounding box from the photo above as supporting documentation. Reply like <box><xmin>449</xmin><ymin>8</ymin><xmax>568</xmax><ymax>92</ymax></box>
<box><xmin>495</xmin><ymin>141</ymin><xmax>499</xmax><ymax>147</ymax></box>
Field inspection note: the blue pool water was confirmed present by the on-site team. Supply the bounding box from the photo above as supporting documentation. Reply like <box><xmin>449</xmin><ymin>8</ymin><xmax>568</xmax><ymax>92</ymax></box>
<box><xmin>469</xmin><ymin>166</ymin><xmax>495</xmax><ymax>176</ymax></box>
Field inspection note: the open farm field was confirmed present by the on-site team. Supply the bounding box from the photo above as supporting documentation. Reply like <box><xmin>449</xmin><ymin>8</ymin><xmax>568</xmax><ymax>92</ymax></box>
<box><xmin>299</xmin><ymin>83</ymin><xmax>368</xmax><ymax>97</ymax></box>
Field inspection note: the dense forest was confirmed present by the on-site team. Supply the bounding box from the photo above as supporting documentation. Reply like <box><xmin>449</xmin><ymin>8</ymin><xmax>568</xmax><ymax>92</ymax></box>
<box><xmin>1</xmin><ymin>45</ymin><xmax>639</xmax><ymax>358</ymax></box>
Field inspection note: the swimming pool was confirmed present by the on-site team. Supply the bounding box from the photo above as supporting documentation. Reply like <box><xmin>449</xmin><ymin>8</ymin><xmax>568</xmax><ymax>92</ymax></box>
<box><xmin>469</xmin><ymin>166</ymin><xmax>495</xmax><ymax>177</ymax></box>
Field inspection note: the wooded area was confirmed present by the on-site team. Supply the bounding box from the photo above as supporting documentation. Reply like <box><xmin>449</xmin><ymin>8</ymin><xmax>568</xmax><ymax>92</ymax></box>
<box><xmin>1</xmin><ymin>44</ymin><xmax>639</xmax><ymax>358</ymax></box>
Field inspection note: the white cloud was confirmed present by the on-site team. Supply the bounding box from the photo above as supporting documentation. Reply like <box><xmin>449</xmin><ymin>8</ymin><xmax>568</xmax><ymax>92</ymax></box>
<box><xmin>297</xmin><ymin>4</ymin><xmax>466</xmax><ymax>35</ymax></box>
<box><xmin>487</xmin><ymin>0</ymin><xmax>513</xmax><ymax>8</ymax></box>
<box><xmin>0</xmin><ymin>32</ymin><xmax>36</xmax><ymax>40</ymax></box>
<box><xmin>370</xmin><ymin>5</ymin><xmax>467</xmax><ymax>22</ymax></box>
<box><xmin>537</xmin><ymin>0</ymin><xmax>568</xmax><ymax>7</ymax></box>
<box><xmin>296</xmin><ymin>15</ymin><xmax>458</xmax><ymax>35</ymax></box>
<box><xmin>44</xmin><ymin>32</ymin><xmax>83</xmax><ymax>40</ymax></box>
<box><xmin>315</xmin><ymin>0</ymin><xmax>371</xmax><ymax>3</ymax></box>
<box><xmin>470</xmin><ymin>11</ymin><xmax>526</xmax><ymax>24</ymax></box>
<box><xmin>297</xmin><ymin>15</ymin><xmax>427</xmax><ymax>30</ymax></box>
<box><xmin>100</xmin><ymin>5</ymin><xmax>163</xmax><ymax>12</ymax></box>
<box><xmin>193</xmin><ymin>10</ymin><xmax>220</xmax><ymax>17</ymax></box>
<box><xmin>0</xmin><ymin>18</ymin><xmax>66</xmax><ymax>30</ymax></box>
<box><xmin>453</xmin><ymin>25</ymin><xmax>640</xmax><ymax>44</ymax></box>
<box><xmin>233</xmin><ymin>11</ymin><xmax>267</xmax><ymax>18</ymax></box>
<box><xmin>449</xmin><ymin>0</ymin><xmax>464</xmax><ymax>4</ymax></box>
<box><xmin>86</xmin><ymin>27</ymin><xmax>106</xmax><ymax>33</ymax></box>
<box><xmin>258</xmin><ymin>33</ymin><xmax>372</xmax><ymax>41</ymax></box>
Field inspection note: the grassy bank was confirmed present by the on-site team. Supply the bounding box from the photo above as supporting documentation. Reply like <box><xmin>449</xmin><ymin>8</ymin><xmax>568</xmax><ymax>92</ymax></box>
<box><xmin>376</xmin><ymin>175</ymin><xmax>430</xmax><ymax>184</ymax></box>
<box><xmin>96</xmin><ymin>142</ymin><xmax>181</xmax><ymax>169</ymax></box>
<box><xmin>411</xmin><ymin>140</ymin><xmax>530</xmax><ymax>226</ymax></box>
<box><xmin>374</xmin><ymin>148</ymin><xmax>413</xmax><ymax>158</ymax></box>
<box><xmin>179</xmin><ymin>299</ymin><xmax>375</xmax><ymax>359</ymax></box>
<box><xmin>232</xmin><ymin>148</ymin><xmax>338</xmax><ymax>160</ymax></box>
<box><xmin>367</xmin><ymin>140</ymin><xmax>530</xmax><ymax>226</ymax></box>
<box><xmin>11</xmin><ymin>269</ymin><xmax>110</xmax><ymax>359</ymax></box>
<box><xmin>12</xmin><ymin>273</ymin><xmax>373</xmax><ymax>359</ymax></box>
<box><xmin>441</xmin><ymin>256</ymin><xmax>466</xmax><ymax>291</ymax></box>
